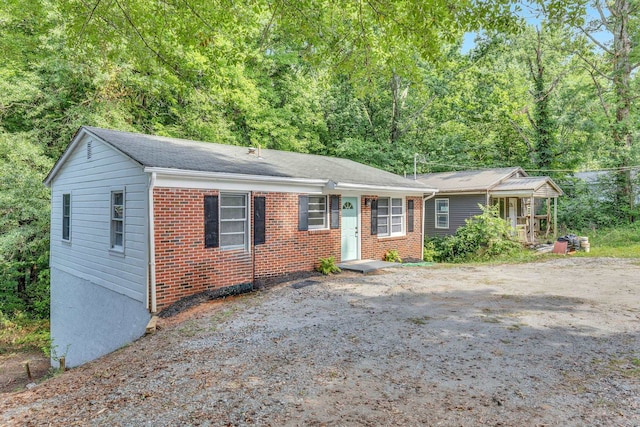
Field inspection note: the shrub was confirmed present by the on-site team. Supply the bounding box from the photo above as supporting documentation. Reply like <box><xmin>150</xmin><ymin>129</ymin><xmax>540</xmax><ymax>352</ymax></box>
<box><xmin>317</xmin><ymin>256</ymin><xmax>341</xmax><ymax>275</ymax></box>
<box><xmin>425</xmin><ymin>205</ymin><xmax>522</xmax><ymax>263</ymax></box>
<box><xmin>384</xmin><ymin>249</ymin><xmax>402</xmax><ymax>263</ymax></box>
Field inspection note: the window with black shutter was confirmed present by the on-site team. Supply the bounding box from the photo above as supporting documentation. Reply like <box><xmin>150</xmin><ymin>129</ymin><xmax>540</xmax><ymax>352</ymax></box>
<box><xmin>298</xmin><ymin>195</ymin><xmax>309</xmax><ymax>231</ymax></box>
<box><xmin>330</xmin><ymin>195</ymin><xmax>340</xmax><ymax>229</ymax></box>
<box><xmin>204</xmin><ymin>195</ymin><xmax>219</xmax><ymax>248</ymax></box>
<box><xmin>370</xmin><ymin>198</ymin><xmax>378</xmax><ymax>235</ymax></box>
<box><xmin>254</xmin><ymin>197</ymin><xmax>266</xmax><ymax>245</ymax></box>
<box><xmin>407</xmin><ymin>199</ymin><xmax>414</xmax><ymax>232</ymax></box>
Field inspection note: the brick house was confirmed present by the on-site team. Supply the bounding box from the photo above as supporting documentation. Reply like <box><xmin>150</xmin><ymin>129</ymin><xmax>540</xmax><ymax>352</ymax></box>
<box><xmin>45</xmin><ymin>126</ymin><xmax>437</xmax><ymax>366</ymax></box>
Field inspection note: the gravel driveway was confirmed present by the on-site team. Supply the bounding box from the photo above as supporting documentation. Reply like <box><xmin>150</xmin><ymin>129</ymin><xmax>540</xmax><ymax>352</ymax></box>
<box><xmin>2</xmin><ymin>257</ymin><xmax>639</xmax><ymax>426</ymax></box>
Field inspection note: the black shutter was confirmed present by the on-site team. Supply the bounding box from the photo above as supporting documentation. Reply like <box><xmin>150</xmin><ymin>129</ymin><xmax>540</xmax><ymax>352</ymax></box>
<box><xmin>370</xmin><ymin>198</ymin><xmax>378</xmax><ymax>235</ymax></box>
<box><xmin>254</xmin><ymin>196</ymin><xmax>266</xmax><ymax>245</ymax></box>
<box><xmin>298</xmin><ymin>195</ymin><xmax>309</xmax><ymax>231</ymax></box>
<box><xmin>330</xmin><ymin>195</ymin><xmax>340</xmax><ymax>229</ymax></box>
<box><xmin>407</xmin><ymin>199</ymin><xmax>414</xmax><ymax>232</ymax></box>
<box><xmin>204</xmin><ymin>195</ymin><xmax>219</xmax><ymax>248</ymax></box>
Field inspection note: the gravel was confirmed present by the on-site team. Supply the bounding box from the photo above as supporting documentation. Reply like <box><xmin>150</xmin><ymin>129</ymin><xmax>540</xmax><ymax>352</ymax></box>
<box><xmin>1</xmin><ymin>257</ymin><xmax>639</xmax><ymax>426</ymax></box>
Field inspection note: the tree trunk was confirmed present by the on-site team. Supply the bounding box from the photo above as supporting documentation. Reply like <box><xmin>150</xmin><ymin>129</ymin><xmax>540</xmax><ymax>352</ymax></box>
<box><xmin>609</xmin><ymin>0</ymin><xmax>635</xmax><ymax>220</ymax></box>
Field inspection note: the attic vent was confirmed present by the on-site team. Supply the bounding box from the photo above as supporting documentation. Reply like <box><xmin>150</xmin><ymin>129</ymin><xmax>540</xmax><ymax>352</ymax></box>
<box><xmin>87</xmin><ymin>140</ymin><xmax>93</xmax><ymax>160</ymax></box>
<box><xmin>248</xmin><ymin>147</ymin><xmax>256</xmax><ymax>155</ymax></box>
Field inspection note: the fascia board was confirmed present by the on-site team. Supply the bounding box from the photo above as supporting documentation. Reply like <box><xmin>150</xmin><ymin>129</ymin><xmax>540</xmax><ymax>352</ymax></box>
<box><xmin>329</xmin><ymin>181</ymin><xmax>438</xmax><ymax>196</ymax></box>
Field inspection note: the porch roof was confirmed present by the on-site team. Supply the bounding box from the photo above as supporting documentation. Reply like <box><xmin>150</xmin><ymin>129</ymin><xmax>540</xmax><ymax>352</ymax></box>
<box><xmin>490</xmin><ymin>177</ymin><xmax>563</xmax><ymax>198</ymax></box>
<box><xmin>415</xmin><ymin>167</ymin><xmax>524</xmax><ymax>193</ymax></box>
<box><xmin>415</xmin><ymin>167</ymin><xmax>563</xmax><ymax>198</ymax></box>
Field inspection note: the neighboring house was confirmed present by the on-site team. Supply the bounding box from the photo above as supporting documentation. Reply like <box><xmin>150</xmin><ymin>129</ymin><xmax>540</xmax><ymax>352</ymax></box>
<box><xmin>45</xmin><ymin>126</ymin><xmax>437</xmax><ymax>367</ymax></box>
<box><xmin>573</xmin><ymin>170</ymin><xmax>640</xmax><ymax>204</ymax></box>
<box><xmin>416</xmin><ymin>167</ymin><xmax>563</xmax><ymax>243</ymax></box>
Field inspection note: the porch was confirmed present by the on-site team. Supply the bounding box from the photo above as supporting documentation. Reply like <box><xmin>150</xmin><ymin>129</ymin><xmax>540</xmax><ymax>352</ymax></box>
<box><xmin>490</xmin><ymin>177</ymin><xmax>563</xmax><ymax>244</ymax></box>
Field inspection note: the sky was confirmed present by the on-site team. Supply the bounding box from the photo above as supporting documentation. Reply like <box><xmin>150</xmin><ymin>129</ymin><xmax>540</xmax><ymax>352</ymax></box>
<box><xmin>461</xmin><ymin>2</ymin><xmax>612</xmax><ymax>54</ymax></box>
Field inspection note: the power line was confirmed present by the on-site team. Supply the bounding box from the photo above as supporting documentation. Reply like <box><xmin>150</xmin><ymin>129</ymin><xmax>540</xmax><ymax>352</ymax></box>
<box><xmin>416</xmin><ymin>159</ymin><xmax>640</xmax><ymax>174</ymax></box>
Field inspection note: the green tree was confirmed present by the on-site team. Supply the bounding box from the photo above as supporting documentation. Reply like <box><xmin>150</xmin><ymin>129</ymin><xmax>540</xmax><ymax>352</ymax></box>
<box><xmin>572</xmin><ymin>0</ymin><xmax>640</xmax><ymax>220</ymax></box>
<box><xmin>0</xmin><ymin>131</ymin><xmax>53</xmax><ymax>318</ymax></box>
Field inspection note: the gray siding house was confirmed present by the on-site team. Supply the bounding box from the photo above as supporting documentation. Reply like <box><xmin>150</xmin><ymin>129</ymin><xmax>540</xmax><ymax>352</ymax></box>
<box><xmin>45</xmin><ymin>126</ymin><xmax>436</xmax><ymax>367</ymax></box>
<box><xmin>47</xmin><ymin>131</ymin><xmax>152</xmax><ymax>366</ymax></box>
<box><xmin>417</xmin><ymin>168</ymin><xmax>563</xmax><ymax>243</ymax></box>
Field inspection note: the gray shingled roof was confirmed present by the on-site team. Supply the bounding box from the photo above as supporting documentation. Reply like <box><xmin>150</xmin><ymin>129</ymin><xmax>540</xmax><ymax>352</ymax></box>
<box><xmin>81</xmin><ymin>127</ymin><xmax>431</xmax><ymax>190</ymax></box>
<box><xmin>415</xmin><ymin>168</ymin><xmax>523</xmax><ymax>193</ymax></box>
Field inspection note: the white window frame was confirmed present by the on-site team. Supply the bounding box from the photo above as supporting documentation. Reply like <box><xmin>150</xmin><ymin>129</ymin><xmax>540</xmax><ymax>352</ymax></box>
<box><xmin>110</xmin><ymin>190</ymin><xmax>125</xmax><ymax>252</ymax></box>
<box><xmin>435</xmin><ymin>198</ymin><xmax>449</xmax><ymax>229</ymax></box>
<box><xmin>220</xmin><ymin>192</ymin><xmax>249</xmax><ymax>250</ymax></box>
<box><xmin>377</xmin><ymin>197</ymin><xmax>405</xmax><ymax>237</ymax></box>
<box><xmin>62</xmin><ymin>193</ymin><xmax>71</xmax><ymax>242</ymax></box>
<box><xmin>308</xmin><ymin>195</ymin><xmax>328</xmax><ymax>230</ymax></box>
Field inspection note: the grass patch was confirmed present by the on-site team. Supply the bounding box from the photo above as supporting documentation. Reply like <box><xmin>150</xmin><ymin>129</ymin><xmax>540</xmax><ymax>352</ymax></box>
<box><xmin>407</xmin><ymin>316</ymin><xmax>433</xmax><ymax>325</ymax></box>
<box><xmin>605</xmin><ymin>357</ymin><xmax>640</xmax><ymax>378</ymax></box>
<box><xmin>0</xmin><ymin>311</ymin><xmax>50</xmax><ymax>355</ymax></box>
<box><xmin>570</xmin><ymin>223</ymin><xmax>640</xmax><ymax>258</ymax></box>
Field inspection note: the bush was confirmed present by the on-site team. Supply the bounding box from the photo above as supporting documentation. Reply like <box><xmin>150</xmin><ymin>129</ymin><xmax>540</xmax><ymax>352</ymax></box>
<box><xmin>425</xmin><ymin>205</ymin><xmax>522</xmax><ymax>263</ymax></box>
<box><xmin>317</xmin><ymin>256</ymin><xmax>341</xmax><ymax>275</ymax></box>
<box><xmin>384</xmin><ymin>249</ymin><xmax>402</xmax><ymax>263</ymax></box>
<box><xmin>556</xmin><ymin>176</ymin><xmax>626</xmax><ymax>231</ymax></box>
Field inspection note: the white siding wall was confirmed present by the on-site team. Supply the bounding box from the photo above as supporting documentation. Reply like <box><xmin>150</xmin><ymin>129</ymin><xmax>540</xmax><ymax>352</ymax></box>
<box><xmin>50</xmin><ymin>134</ymin><xmax>149</xmax><ymax>302</ymax></box>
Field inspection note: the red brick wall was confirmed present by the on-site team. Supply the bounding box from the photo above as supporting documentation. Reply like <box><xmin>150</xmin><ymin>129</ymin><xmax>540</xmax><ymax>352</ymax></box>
<box><xmin>253</xmin><ymin>192</ymin><xmax>342</xmax><ymax>278</ymax></box>
<box><xmin>360</xmin><ymin>195</ymin><xmax>424</xmax><ymax>261</ymax></box>
<box><xmin>153</xmin><ymin>188</ymin><xmax>253</xmax><ymax>310</ymax></box>
<box><xmin>152</xmin><ymin>188</ymin><xmax>423</xmax><ymax>310</ymax></box>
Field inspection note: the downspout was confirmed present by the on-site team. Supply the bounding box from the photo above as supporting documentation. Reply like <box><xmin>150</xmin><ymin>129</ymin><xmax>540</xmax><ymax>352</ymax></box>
<box><xmin>251</xmin><ymin>191</ymin><xmax>255</xmax><ymax>290</ymax></box>
<box><xmin>148</xmin><ymin>172</ymin><xmax>157</xmax><ymax>313</ymax></box>
<box><xmin>422</xmin><ymin>191</ymin><xmax>437</xmax><ymax>258</ymax></box>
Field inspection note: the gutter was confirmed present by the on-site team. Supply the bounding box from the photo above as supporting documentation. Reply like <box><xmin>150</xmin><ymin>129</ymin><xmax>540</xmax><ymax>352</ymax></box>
<box><xmin>148</xmin><ymin>172</ymin><xmax>157</xmax><ymax>313</ymax></box>
<box><xmin>328</xmin><ymin>181</ymin><xmax>437</xmax><ymax>195</ymax></box>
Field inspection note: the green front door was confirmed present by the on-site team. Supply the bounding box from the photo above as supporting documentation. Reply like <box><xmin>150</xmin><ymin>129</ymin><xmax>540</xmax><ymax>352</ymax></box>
<box><xmin>341</xmin><ymin>197</ymin><xmax>358</xmax><ymax>261</ymax></box>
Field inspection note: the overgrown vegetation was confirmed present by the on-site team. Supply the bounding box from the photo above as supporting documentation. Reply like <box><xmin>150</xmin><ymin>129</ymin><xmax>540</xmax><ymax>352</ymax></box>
<box><xmin>0</xmin><ymin>311</ymin><xmax>50</xmax><ymax>354</ymax></box>
<box><xmin>425</xmin><ymin>205</ymin><xmax>523</xmax><ymax>263</ymax></box>
<box><xmin>573</xmin><ymin>222</ymin><xmax>640</xmax><ymax>258</ymax></box>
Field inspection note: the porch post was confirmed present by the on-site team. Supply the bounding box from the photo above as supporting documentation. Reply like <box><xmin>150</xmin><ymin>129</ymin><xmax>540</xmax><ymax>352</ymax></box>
<box><xmin>553</xmin><ymin>197</ymin><xmax>558</xmax><ymax>239</ymax></box>
<box><xmin>529</xmin><ymin>196</ymin><xmax>534</xmax><ymax>244</ymax></box>
<box><xmin>546</xmin><ymin>198</ymin><xmax>551</xmax><ymax>238</ymax></box>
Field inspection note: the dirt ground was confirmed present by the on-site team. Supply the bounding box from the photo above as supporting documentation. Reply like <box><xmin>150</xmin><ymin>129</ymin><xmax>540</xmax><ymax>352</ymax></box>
<box><xmin>0</xmin><ymin>351</ymin><xmax>50</xmax><ymax>393</ymax></box>
<box><xmin>1</xmin><ymin>257</ymin><xmax>639</xmax><ymax>426</ymax></box>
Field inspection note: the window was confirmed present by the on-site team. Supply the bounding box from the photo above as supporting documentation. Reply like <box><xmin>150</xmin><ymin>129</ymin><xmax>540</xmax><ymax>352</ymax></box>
<box><xmin>435</xmin><ymin>198</ymin><xmax>449</xmax><ymax>229</ymax></box>
<box><xmin>62</xmin><ymin>194</ymin><xmax>71</xmax><ymax>241</ymax></box>
<box><xmin>220</xmin><ymin>193</ymin><xmax>248</xmax><ymax>249</ymax></box>
<box><xmin>308</xmin><ymin>196</ymin><xmax>327</xmax><ymax>229</ymax></box>
<box><xmin>377</xmin><ymin>197</ymin><xmax>404</xmax><ymax>236</ymax></box>
<box><xmin>111</xmin><ymin>191</ymin><xmax>124</xmax><ymax>251</ymax></box>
